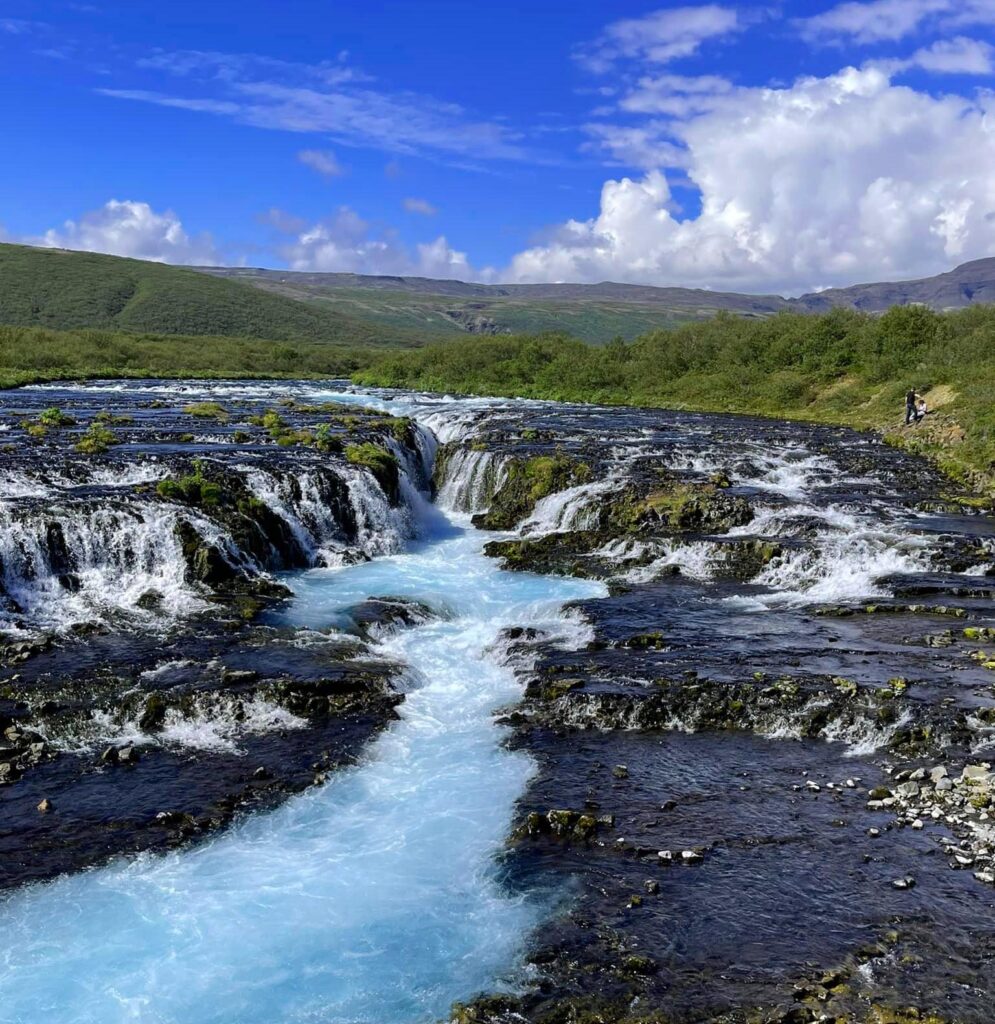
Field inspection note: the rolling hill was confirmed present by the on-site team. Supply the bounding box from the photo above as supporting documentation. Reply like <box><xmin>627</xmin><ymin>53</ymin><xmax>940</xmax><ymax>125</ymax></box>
<box><xmin>197</xmin><ymin>266</ymin><xmax>791</xmax><ymax>343</ymax></box>
<box><xmin>5</xmin><ymin>242</ymin><xmax>995</xmax><ymax>350</ymax></box>
<box><xmin>0</xmin><ymin>244</ymin><xmax>420</xmax><ymax>347</ymax></box>
<box><xmin>199</xmin><ymin>256</ymin><xmax>995</xmax><ymax>340</ymax></box>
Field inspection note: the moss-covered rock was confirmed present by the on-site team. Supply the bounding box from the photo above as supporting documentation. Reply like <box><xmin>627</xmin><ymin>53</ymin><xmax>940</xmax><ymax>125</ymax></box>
<box><xmin>345</xmin><ymin>442</ymin><xmax>400</xmax><ymax>504</ymax></box>
<box><xmin>473</xmin><ymin>453</ymin><xmax>591</xmax><ymax>530</ymax></box>
<box><xmin>607</xmin><ymin>481</ymin><xmax>753</xmax><ymax>535</ymax></box>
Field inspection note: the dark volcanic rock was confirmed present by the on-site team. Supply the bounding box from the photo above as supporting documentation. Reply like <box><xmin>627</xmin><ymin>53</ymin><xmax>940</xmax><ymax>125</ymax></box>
<box><xmin>0</xmin><ymin>622</ymin><xmax>402</xmax><ymax>888</ymax></box>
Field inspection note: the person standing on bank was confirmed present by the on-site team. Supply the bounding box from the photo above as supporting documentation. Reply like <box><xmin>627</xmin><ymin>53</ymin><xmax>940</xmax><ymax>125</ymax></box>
<box><xmin>905</xmin><ymin>388</ymin><xmax>918</xmax><ymax>425</ymax></box>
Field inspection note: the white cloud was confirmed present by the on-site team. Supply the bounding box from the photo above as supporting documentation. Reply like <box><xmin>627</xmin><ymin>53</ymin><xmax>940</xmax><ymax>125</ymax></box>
<box><xmin>100</xmin><ymin>48</ymin><xmax>528</xmax><ymax>163</ymax></box>
<box><xmin>403</xmin><ymin>197</ymin><xmax>438</xmax><ymax>216</ymax></box>
<box><xmin>796</xmin><ymin>0</ymin><xmax>995</xmax><ymax>44</ymax></box>
<box><xmin>0</xmin><ymin>18</ymin><xmax>37</xmax><ymax>34</ymax></box>
<box><xmin>297</xmin><ymin>148</ymin><xmax>345</xmax><ymax>177</ymax></box>
<box><xmin>508</xmin><ymin>66</ymin><xmax>995</xmax><ymax>293</ymax></box>
<box><xmin>582</xmin><ymin>122</ymin><xmax>690</xmax><ymax>170</ymax></box>
<box><xmin>578</xmin><ymin>5</ymin><xmax>743</xmax><ymax>72</ymax></box>
<box><xmin>281</xmin><ymin>207</ymin><xmax>483</xmax><ymax>279</ymax></box>
<box><xmin>906</xmin><ymin>36</ymin><xmax>995</xmax><ymax>74</ymax></box>
<box><xmin>620</xmin><ymin>74</ymin><xmax>734</xmax><ymax>116</ymax></box>
<box><xmin>32</xmin><ymin>199</ymin><xmax>221</xmax><ymax>265</ymax></box>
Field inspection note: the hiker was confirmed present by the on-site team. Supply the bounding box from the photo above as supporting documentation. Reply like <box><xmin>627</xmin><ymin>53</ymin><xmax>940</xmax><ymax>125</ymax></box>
<box><xmin>905</xmin><ymin>388</ymin><xmax>918</xmax><ymax>425</ymax></box>
<box><xmin>915</xmin><ymin>396</ymin><xmax>928</xmax><ymax>422</ymax></box>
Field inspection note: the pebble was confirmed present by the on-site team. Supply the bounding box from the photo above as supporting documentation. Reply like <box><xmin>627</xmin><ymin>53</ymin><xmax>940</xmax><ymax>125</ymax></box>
<box><xmin>37</xmin><ymin>798</ymin><xmax>52</xmax><ymax>813</ymax></box>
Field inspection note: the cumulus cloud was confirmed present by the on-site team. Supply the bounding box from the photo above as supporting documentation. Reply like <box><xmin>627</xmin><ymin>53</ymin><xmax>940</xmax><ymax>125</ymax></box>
<box><xmin>403</xmin><ymin>197</ymin><xmax>438</xmax><ymax>216</ymax></box>
<box><xmin>508</xmin><ymin>66</ymin><xmax>995</xmax><ymax>293</ymax></box>
<box><xmin>796</xmin><ymin>0</ymin><xmax>995</xmax><ymax>44</ymax></box>
<box><xmin>280</xmin><ymin>207</ymin><xmax>482</xmax><ymax>279</ymax></box>
<box><xmin>577</xmin><ymin>5</ymin><xmax>743</xmax><ymax>72</ymax></box>
<box><xmin>297</xmin><ymin>148</ymin><xmax>345</xmax><ymax>177</ymax></box>
<box><xmin>32</xmin><ymin>199</ymin><xmax>221</xmax><ymax>265</ymax></box>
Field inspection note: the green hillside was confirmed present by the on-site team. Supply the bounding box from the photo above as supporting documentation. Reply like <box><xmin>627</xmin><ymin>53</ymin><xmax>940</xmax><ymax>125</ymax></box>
<box><xmin>0</xmin><ymin>244</ymin><xmax>419</xmax><ymax>347</ymax></box>
<box><xmin>200</xmin><ymin>268</ymin><xmax>736</xmax><ymax>343</ymax></box>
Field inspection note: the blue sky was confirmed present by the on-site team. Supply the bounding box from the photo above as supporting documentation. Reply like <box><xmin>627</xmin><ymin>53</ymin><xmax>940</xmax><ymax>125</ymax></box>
<box><xmin>3</xmin><ymin>1</ymin><xmax>995</xmax><ymax>293</ymax></box>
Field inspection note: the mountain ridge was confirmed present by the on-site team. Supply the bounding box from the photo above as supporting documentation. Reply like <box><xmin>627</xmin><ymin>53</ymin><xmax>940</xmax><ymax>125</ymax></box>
<box><xmin>199</xmin><ymin>257</ymin><xmax>995</xmax><ymax>312</ymax></box>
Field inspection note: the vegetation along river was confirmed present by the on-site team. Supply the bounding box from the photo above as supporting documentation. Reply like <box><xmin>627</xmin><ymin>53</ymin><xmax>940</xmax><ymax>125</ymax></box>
<box><xmin>0</xmin><ymin>379</ymin><xmax>993</xmax><ymax>1024</ymax></box>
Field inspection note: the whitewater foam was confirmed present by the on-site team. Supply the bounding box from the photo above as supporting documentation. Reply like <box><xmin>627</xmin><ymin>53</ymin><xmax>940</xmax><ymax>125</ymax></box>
<box><xmin>0</xmin><ymin>516</ymin><xmax>604</xmax><ymax>1024</ymax></box>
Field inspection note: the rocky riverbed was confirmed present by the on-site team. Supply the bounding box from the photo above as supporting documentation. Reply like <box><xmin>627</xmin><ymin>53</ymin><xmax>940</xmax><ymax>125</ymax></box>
<box><xmin>426</xmin><ymin>398</ymin><xmax>995</xmax><ymax>1024</ymax></box>
<box><xmin>0</xmin><ymin>382</ymin><xmax>432</xmax><ymax>882</ymax></box>
<box><xmin>1</xmin><ymin>380</ymin><xmax>993</xmax><ymax>1024</ymax></box>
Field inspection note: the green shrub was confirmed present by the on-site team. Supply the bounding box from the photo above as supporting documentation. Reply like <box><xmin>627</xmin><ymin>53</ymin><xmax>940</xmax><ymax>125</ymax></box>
<box><xmin>38</xmin><ymin>406</ymin><xmax>75</xmax><ymax>427</ymax></box>
<box><xmin>155</xmin><ymin>460</ymin><xmax>222</xmax><ymax>507</ymax></box>
<box><xmin>75</xmin><ymin>422</ymin><xmax>118</xmax><ymax>455</ymax></box>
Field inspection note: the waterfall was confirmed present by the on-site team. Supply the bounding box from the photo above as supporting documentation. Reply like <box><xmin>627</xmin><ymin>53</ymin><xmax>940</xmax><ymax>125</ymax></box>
<box><xmin>0</xmin><ymin>500</ymin><xmax>215</xmax><ymax>631</ymax></box>
<box><xmin>435</xmin><ymin>448</ymin><xmax>510</xmax><ymax>513</ymax></box>
<box><xmin>0</xmin><ymin>441</ymin><xmax>433</xmax><ymax>635</ymax></box>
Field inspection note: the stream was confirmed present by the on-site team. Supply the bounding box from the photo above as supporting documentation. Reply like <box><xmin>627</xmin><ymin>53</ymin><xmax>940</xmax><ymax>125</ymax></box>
<box><xmin>0</xmin><ymin>508</ymin><xmax>601</xmax><ymax>1023</ymax></box>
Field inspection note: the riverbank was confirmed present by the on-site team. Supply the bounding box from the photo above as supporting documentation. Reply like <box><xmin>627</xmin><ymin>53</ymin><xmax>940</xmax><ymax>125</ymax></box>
<box><xmin>0</xmin><ymin>323</ymin><xmax>383</xmax><ymax>390</ymax></box>
<box><xmin>353</xmin><ymin>305</ymin><xmax>995</xmax><ymax>499</ymax></box>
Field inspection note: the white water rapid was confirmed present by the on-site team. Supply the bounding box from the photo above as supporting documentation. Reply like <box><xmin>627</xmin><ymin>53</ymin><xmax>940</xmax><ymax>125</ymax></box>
<box><xmin>0</xmin><ymin>494</ymin><xmax>603</xmax><ymax>1023</ymax></box>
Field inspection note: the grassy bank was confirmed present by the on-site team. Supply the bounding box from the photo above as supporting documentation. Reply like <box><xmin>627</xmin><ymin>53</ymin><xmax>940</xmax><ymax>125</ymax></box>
<box><xmin>0</xmin><ymin>323</ymin><xmax>378</xmax><ymax>389</ymax></box>
<box><xmin>354</xmin><ymin>305</ymin><xmax>995</xmax><ymax>495</ymax></box>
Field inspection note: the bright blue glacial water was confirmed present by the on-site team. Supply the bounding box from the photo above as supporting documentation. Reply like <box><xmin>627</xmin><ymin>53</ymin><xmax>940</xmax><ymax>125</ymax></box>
<box><xmin>0</xmin><ymin>512</ymin><xmax>604</xmax><ymax>1023</ymax></box>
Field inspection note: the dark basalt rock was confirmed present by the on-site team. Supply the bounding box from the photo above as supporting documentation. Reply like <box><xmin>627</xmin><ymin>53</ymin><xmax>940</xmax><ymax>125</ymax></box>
<box><xmin>342</xmin><ymin>596</ymin><xmax>442</xmax><ymax>639</ymax></box>
<box><xmin>0</xmin><ymin>621</ymin><xmax>403</xmax><ymax>889</ymax></box>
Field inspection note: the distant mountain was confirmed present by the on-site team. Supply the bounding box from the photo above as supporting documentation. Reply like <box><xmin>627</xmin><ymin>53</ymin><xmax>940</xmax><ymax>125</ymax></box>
<box><xmin>197</xmin><ymin>266</ymin><xmax>791</xmax><ymax>343</ymax></box>
<box><xmin>201</xmin><ymin>258</ymin><xmax>995</xmax><ymax>341</ymax></box>
<box><xmin>794</xmin><ymin>257</ymin><xmax>995</xmax><ymax>312</ymax></box>
<box><xmin>0</xmin><ymin>244</ymin><xmax>419</xmax><ymax>347</ymax></box>
<box><xmin>5</xmin><ymin>242</ymin><xmax>995</xmax><ymax>350</ymax></box>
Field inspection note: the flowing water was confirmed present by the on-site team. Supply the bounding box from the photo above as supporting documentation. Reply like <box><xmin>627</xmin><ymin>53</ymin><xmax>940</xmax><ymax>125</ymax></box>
<box><xmin>0</xmin><ymin>509</ymin><xmax>603</xmax><ymax>1023</ymax></box>
<box><xmin>1</xmin><ymin>380</ymin><xmax>993</xmax><ymax>1022</ymax></box>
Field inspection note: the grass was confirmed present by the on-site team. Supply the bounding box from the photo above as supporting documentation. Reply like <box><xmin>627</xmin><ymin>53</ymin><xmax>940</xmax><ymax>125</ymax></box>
<box><xmin>156</xmin><ymin>462</ymin><xmax>221</xmax><ymax>507</ymax></box>
<box><xmin>198</xmin><ymin>274</ymin><xmax>719</xmax><ymax>343</ymax></box>
<box><xmin>75</xmin><ymin>422</ymin><xmax>118</xmax><ymax>455</ymax></box>
<box><xmin>354</xmin><ymin>305</ymin><xmax>995</xmax><ymax>495</ymax></box>
<box><xmin>0</xmin><ymin>243</ymin><xmax>421</xmax><ymax>347</ymax></box>
<box><xmin>0</xmin><ymin>323</ymin><xmax>383</xmax><ymax>389</ymax></box>
<box><xmin>183</xmin><ymin>401</ymin><xmax>229</xmax><ymax>421</ymax></box>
